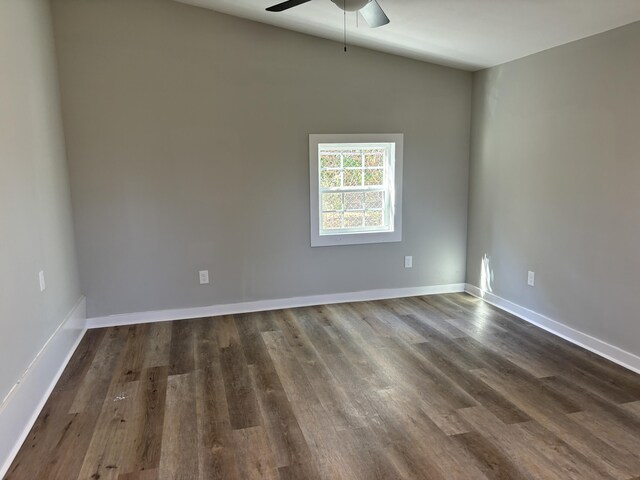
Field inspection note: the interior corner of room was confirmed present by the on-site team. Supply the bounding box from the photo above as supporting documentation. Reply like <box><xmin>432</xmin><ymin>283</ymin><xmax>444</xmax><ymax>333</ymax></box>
<box><xmin>1</xmin><ymin>0</ymin><xmax>640</xmax><ymax>477</ymax></box>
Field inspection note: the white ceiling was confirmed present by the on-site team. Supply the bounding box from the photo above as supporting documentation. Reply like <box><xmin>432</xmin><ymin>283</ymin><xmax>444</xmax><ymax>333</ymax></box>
<box><xmin>173</xmin><ymin>0</ymin><xmax>640</xmax><ymax>71</ymax></box>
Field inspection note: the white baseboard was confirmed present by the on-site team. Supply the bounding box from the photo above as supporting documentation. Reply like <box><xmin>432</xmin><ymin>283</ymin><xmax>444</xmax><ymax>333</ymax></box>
<box><xmin>0</xmin><ymin>297</ymin><xmax>87</xmax><ymax>478</ymax></box>
<box><xmin>87</xmin><ymin>283</ymin><xmax>466</xmax><ymax>329</ymax></box>
<box><xmin>464</xmin><ymin>284</ymin><xmax>640</xmax><ymax>375</ymax></box>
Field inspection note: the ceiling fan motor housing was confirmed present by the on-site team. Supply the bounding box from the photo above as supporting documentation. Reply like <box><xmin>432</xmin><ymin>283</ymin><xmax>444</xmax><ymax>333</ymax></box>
<box><xmin>330</xmin><ymin>0</ymin><xmax>372</xmax><ymax>12</ymax></box>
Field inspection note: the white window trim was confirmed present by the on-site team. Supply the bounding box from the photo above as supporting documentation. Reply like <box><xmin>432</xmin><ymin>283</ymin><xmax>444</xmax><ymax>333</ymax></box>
<box><xmin>309</xmin><ymin>133</ymin><xmax>403</xmax><ymax>247</ymax></box>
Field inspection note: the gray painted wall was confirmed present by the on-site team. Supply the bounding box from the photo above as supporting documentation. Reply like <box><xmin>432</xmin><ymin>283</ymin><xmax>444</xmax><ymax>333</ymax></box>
<box><xmin>51</xmin><ymin>0</ymin><xmax>472</xmax><ymax>318</ymax></box>
<box><xmin>467</xmin><ymin>21</ymin><xmax>640</xmax><ymax>357</ymax></box>
<box><xmin>0</xmin><ymin>0</ymin><xmax>80</xmax><ymax>401</ymax></box>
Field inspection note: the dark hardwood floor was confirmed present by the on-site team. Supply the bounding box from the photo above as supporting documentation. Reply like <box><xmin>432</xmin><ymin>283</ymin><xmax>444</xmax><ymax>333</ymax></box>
<box><xmin>6</xmin><ymin>293</ymin><xmax>640</xmax><ymax>479</ymax></box>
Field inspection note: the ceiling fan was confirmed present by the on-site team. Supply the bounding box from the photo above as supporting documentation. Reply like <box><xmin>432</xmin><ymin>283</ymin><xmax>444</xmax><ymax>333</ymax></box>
<box><xmin>265</xmin><ymin>0</ymin><xmax>390</xmax><ymax>28</ymax></box>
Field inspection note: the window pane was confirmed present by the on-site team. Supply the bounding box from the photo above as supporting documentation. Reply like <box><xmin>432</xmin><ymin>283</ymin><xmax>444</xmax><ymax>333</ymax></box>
<box><xmin>344</xmin><ymin>211</ymin><xmax>364</xmax><ymax>227</ymax></box>
<box><xmin>365</xmin><ymin>210</ymin><xmax>383</xmax><ymax>227</ymax></box>
<box><xmin>365</xmin><ymin>151</ymin><xmax>384</xmax><ymax>167</ymax></box>
<box><xmin>312</xmin><ymin>136</ymin><xmax>401</xmax><ymax>246</ymax></box>
<box><xmin>322</xmin><ymin>192</ymin><xmax>343</xmax><ymax>211</ymax></box>
<box><xmin>343</xmin><ymin>153</ymin><xmax>362</xmax><ymax>168</ymax></box>
<box><xmin>320</xmin><ymin>170</ymin><xmax>341</xmax><ymax>188</ymax></box>
<box><xmin>365</xmin><ymin>191</ymin><xmax>384</xmax><ymax>209</ymax></box>
<box><xmin>320</xmin><ymin>153</ymin><xmax>341</xmax><ymax>169</ymax></box>
<box><xmin>364</xmin><ymin>168</ymin><xmax>384</xmax><ymax>186</ymax></box>
<box><xmin>322</xmin><ymin>212</ymin><xmax>343</xmax><ymax>230</ymax></box>
<box><xmin>343</xmin><ymin>169</ymin><xmax>362</xmax><ymax>187</ymax></box>
<box><xmin>344</xmin><ymin>192</ymin><xmax>364</xmax><ymax>210</ymax></box>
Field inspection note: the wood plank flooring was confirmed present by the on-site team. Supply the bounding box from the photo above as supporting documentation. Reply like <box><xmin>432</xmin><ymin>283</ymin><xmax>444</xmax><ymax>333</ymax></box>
<box><xmin>6</xmin><ymin>293</ymin><xmax>640</xmax><ymax>479</ymax></box>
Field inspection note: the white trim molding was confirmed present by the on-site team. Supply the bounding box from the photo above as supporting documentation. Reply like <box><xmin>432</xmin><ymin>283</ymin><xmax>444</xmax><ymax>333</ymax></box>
<box><xmin>465</xmin><ymin>284</ymin><xmax>640</xmax><ymax>375</ymax></box>
<box><xmin>309</xmin><ymin>133</ymin><xmax>404</xmax><ymax>247</ymax></box>
<box><xmin>87</xmin><ymin>283</ymin><xmax>465</xmax><ymax>329</ymax></box>
<box><xmin>0</xmin><ymin>297</ymin><xmax>87</xmax><ymax>478</ymax></box>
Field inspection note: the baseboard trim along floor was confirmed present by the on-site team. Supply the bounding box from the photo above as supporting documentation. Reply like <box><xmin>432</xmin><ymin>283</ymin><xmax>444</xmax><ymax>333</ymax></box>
<box><xmin>86</xmin><ymin>283</ymin><xmax>467</xmax><ymax>329</ymax></box>
<box><xmin>465</xmin><ymin>284</ymin><xmax>640</xmax><ymax>375</ymax></box>
<box><xmin>0</xmin><ymin>297</ymin><xmax>87</xmax><ymax>479</ymax></box>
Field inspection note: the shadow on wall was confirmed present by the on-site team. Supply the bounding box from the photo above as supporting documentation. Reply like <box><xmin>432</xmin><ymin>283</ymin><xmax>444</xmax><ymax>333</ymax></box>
<box><xmin>480</xmin><ymin>253</ymin><xmax>494</xmax><ymax>297</ymax></box>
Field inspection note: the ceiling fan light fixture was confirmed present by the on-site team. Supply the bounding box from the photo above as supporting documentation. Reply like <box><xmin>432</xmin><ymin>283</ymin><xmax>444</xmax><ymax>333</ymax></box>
<box><xmin>329</xmin><ymin>0</ymin><xmax>371</xmax><ymax>12</ymax></box>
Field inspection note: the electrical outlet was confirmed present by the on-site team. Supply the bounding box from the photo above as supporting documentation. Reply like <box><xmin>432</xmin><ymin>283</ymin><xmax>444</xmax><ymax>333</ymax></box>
<box><xmin>405</xmin><ymin>256</ymin><xmax>413</xmax><ymax>268</ymax></box>
<box><xmin>527</xmin><ymin>271</ymin><xmax>535</xmax><ymax>287</ymax></box>
<box><xmin>39</xmin><ymin>271</ymin><xmax>46</xmax><ymax>292</ymax></box>
<box><xmin>199</xmin><ymin>270</ymin><xmax>210</xmax><ymax>285</ymax></box>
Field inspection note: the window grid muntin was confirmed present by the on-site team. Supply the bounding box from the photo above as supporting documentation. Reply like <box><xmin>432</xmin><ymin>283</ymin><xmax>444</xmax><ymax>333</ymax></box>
<box><xmin>318</xmin><ymin>143</ymin><xmax>392</xmax><ymax>235</ymax></box>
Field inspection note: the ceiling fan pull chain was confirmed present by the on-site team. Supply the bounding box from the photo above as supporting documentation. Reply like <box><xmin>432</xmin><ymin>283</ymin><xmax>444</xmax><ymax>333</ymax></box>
<box><xmin>344</xmin><ymin>0</ymin><xmax>347</xmax><ymax>52</ymax></box>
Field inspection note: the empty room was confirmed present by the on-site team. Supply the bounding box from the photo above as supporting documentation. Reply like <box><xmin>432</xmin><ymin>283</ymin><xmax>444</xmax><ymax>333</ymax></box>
<box><xmin>2</xmin><ymin>0</ymin><xmax>640</xmax><ymax>478</ymax></box>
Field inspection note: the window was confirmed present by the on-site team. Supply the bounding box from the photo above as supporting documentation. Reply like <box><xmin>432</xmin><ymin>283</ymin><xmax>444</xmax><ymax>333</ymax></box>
<box><xmin>310</xmin><ymin>134</ymin><xmax>403</xmax><ymax>247</ymax></box>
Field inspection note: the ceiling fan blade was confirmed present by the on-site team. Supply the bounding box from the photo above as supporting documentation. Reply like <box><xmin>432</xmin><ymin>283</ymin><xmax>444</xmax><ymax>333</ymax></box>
<box><xmin>266</xmin><ymin>0</ymin><xmax>312</xmax><ymax>12</ymax></box>
<box><xmin>360</xmin><ymin>0</ymin><xmax>390</xmax><ymax>27</ymax></box>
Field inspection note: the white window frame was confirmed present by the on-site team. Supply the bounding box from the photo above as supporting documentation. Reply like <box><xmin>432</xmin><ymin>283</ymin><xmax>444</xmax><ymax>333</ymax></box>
<box><xmin>309</xmin><ymin>133</ymin><xmax>403</xmax><ymax>247</ymax></box>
